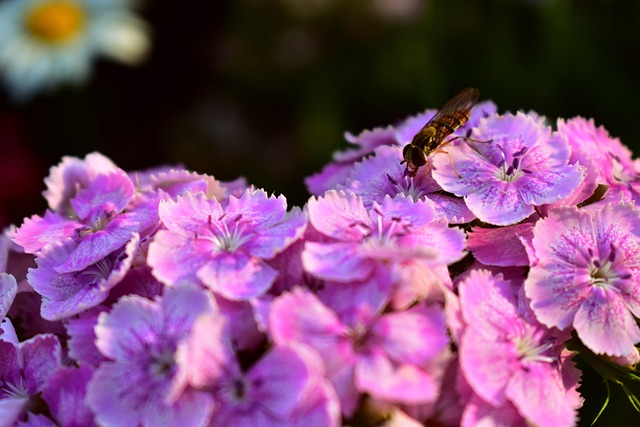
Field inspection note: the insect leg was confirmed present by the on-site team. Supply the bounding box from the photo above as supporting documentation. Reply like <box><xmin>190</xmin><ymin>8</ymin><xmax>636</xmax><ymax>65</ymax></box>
<box><xmin>434</xmin><ymin>149</ymin><xmax>461</xmax><ymax>178</ymax></box>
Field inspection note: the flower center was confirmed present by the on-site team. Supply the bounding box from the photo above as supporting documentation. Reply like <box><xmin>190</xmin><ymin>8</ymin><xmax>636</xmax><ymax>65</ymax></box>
<box><xmin>74</xmin><ymin>257</ymin><xmax>114</xmax><ymax>287</ymax></box>
<box><xmin>205</xmin><ymin>214</ymin><xmax>252</xmax><ymax>252</ymax></box>
<box><xmin>587</xmin><ymin>244</ymin><xmax>620</xmax><ymax>289</ymax></box>
<box><xmin>149</xmin><ymin>348</ymin><xmax>176</xmax><ymax>378</ymax></box>
<box><xmin>386</xmin><ymin>173</ymin><xmax>427</xmax><ymax>201</ymax></box>
<box><xmin>512</xmin><ymin>324</ymin><xmax>555</xmax><ymax>364</ymax></box>
<box><xmin>496</xmin><ymin>146</ymin><xmax>532</xmax><ymax>182</ymax></box>
<box><xmin>25</xmin><ymin>1</ymin><xmax>85</xmax><ymax>44</ymax></box>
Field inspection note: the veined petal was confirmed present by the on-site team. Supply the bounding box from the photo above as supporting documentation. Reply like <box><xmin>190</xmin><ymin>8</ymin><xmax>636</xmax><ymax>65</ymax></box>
<box><xmin>573</xmin><ymin>287</ymin><xmax>640</xmax><ymax>356</ymax></box>
<box><xmin>307</xmin><ymin>191</ymin><xmax>370</xmax><ymax>242</ymax></box>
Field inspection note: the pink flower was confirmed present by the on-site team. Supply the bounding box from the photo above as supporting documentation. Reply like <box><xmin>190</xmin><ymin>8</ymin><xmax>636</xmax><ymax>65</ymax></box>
<box><xmin>269</xmin><ymin>287</ymin><xmax>450</xmax><ymax>416</ymax></box>
<box><xmin>459</xmin><ymin>269</ymin><xmax>581</xmax><ymax>427</ymax></box>
<box><xmin>525</xmin><ymin>204</ymin><xmax>640</xmax><ymax>356</ymax></box>
<box><xmin>432</xmin><ymin>112</ymin><xmax>584</xmax><ymax>225</ymax></box>
<box><xmin>147</xmin><ymin>189</ymin><xmax>306</xmax><ymax>300</ymax></box>
<box><xmin>302</xmin><ymin>191</ymin><xmax>465</xmax><ymax>305</ymax></box>
<box><xmin>85</xmin><ymin>286</ymin><xmax>217</xmax><ymax>427</ymax></box>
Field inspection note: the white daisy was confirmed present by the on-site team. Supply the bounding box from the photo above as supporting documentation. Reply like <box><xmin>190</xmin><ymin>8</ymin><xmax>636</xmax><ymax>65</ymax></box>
<box><xmin>0</xmin><ymin>0</ymin><xmax>150</xmax><ymax>100</ymax></box>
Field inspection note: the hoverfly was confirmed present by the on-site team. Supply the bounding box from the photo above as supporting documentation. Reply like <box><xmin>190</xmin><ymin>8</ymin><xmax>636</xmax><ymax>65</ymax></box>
<box><xmin>401</xmin><ymin>87</ymin><xmax>480</xmax><ymax>177</ymax></box>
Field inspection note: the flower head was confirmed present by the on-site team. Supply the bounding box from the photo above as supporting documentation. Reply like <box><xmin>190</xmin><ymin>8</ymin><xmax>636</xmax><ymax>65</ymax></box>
<box><xmin>0</xmin><ymin>0</ymin><xmax>149</xmax><ymax>100</ymax></box>
<box><xmin>524</xmin><ymin>204</ymin><xmax>640</xmax><ymax>356</ymax></box>
<box><xmin>13</xmin><ymin>168</ymin><xmax>157</xmax><ymax>274</ymax></box>
<box><xmin>458</xmin><ymin>269</ymin><xmax>581</xmax><ymax>427</ymax></box>
<box><xmin>148</xmin><ymin>189</ymin><xmax>306</xmax><ymax>300</ymax></box>
<box><xmin>302</xmin><ymin>191</ymin><xmax>465</xmax><ymax>305</ymax></box>
<box><xmin>86</xmin><ymin>286</ymin><xmax>217</xmax><ymax>427</ymax></box>
<box><xmin>432</xmin><ymin>112</ymin><xmax>584</xmax><ymax>225</ymax></box>
<box><xmin>269</xmin><ymin>287</ymin><xmax>450</xmax><ymax>416</ymax></box>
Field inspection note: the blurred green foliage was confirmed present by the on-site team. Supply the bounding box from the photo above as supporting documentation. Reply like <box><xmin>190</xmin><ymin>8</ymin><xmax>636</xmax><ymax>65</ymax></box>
<box><xmin>2</xmin><ymin>0</ymin><xmax>640</xmax><ymax>423</ymax></box>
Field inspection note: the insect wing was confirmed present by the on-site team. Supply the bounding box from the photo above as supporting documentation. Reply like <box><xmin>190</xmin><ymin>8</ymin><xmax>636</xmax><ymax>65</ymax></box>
<box><xmin>422</xmin><ymin>87</ymin><xmax>479</xmax><ymax>141</ymax></box>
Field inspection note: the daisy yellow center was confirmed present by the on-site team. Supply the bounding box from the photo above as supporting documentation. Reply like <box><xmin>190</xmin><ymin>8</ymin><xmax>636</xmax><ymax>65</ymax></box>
<box><xmin>25</xmin><ymin>1</ymin><xmax>85</xmax><ymax>44</ymax></box>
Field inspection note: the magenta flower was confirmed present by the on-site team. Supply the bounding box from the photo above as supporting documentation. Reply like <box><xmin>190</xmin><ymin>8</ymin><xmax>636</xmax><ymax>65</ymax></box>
<box><xmin>302</xmin><ymin>191</ymin><xmax>465</xmax><ymax>305</ymax></box>
<box><xmin>27</xmin><ymin>234</ymin><xmax>139</xmax><ymax>320</ymax></box>
<box><xmin>12</xmin><ymin>169</ymin><xmax>157</xmax><ymax>273</ymax></box>
<box><xmin>432</xmin><ymin>112</ymin><xmax>584</xmax><ymax>225</ymax></box>
<box><xmin>459</xmin><ymin>269</ymin><xmax>581</xmax><ymax>427</ymax></box>
<box><xmin>177</xmin><ymin>313</ymin><xmax>340</xmax><ymax>426</ymax></box>
<box><xmin>0</xmin><ymin>326</ymin><xmax>62</xmax><ymax>426</ymax></box>
<box><xmin>269</xmin><ymin>287</ymin><xmax>450</xmax><ymax>416</ymax></box>
<box><xmin>148</xmin><ymin>189</ymin><xmax>306</xmax><ymax>300</ymax></box>
<box><xmin>337</xmin><ymin>145</ymin><xmax>474</xmax><ymax>223</ymax></box>
<box><xmin>524</xmin><ymin>204</ymin><xmax>640</xmax><ymax>356</ymax></box>
<box><xmin>85</xmin><ymin>286</ymin><xmax>217</xmax><ymax>427</ymax></box>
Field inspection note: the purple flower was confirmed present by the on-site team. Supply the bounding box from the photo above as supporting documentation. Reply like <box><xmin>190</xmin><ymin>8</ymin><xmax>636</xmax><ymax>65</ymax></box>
<box><xmin>432</xmin><ymin>112</ymin><xmax>584</xmax><ymax>225</ymax></box>
<box><xmin>0</xmin><ymin>326</ymin><xmax>62</xmax><ymax>426</ymax></box>
<box><xmin>458</xmin><ymin>269</ymin><xmax>581</xmax><ymax>427</ymax></box>
<box><xmin>13</xmin><ymin>169</ymin><xmax>157</xmax><ymax>273</ymax></box>
<box><xmin>41</xmin><ymin>366</ymin><xmax>95</xmax><ymax>427</ymax></box>
<box><xmin>337</xmin><ymin>145</ymin><xmax>475</xmax><ymax>223</ymax></box>
<box><xmin>85</xmin><ymin>286</ymin><xmax>217</xmax><ymax>427</ymax></box>
<box><xmin>524</xmin><ymin>204</ymin><xmax>640</xmax><ymax>356</ymax></box>
<box><xmin>302</xmin><ymin>191</ymin><xmax>465</xmax><ymax>305</ymax></box>
<box><xmin>147</xmin><ymin>189</ymin><xmax>306</xmax><ymax>300</ymax></box>
<box><xmin>269</xmin><ymin>287</ymin><xmax>450</xmax><ymax>416</ymax></box>
<box><xmin>177</xmin><ymin>313</ymin><xmax>340</xmax><ymax>426</ymax></box>
<box><xmin>27</xmin><ymin>234</ymin><xmax>139</xmax><ymax>320</ymax></box>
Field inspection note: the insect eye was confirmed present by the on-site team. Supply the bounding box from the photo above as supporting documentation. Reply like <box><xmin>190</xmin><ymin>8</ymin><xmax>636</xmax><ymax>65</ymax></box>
<box><xmin>411</xmin><ymin>146</ymin><xmax>427</xmax><ymax>167</ymax></box>
<box><xmin>403</xmin><ymin>144</ymin><xmax>413</xmax><ymax>161</ymax></box>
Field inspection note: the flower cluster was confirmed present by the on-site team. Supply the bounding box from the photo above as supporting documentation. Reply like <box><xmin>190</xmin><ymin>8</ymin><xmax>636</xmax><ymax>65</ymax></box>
<box><xmin>3</xmin><ymin>96</ymin><xmax>640</xmax><ymax>426</ymax></box>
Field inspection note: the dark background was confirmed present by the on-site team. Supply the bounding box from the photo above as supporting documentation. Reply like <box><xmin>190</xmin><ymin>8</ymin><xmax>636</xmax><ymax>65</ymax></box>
<box><xmin>1</xmin><ymin>0</ymin><xmax>640</xmax><ymax>423</ymax></box>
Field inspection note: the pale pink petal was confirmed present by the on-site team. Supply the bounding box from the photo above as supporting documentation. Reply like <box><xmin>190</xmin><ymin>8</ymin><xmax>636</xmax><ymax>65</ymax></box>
<box><xmin>12</xmin><ymin>212</ymin><xmax>82</xmax><ymax>254</ymax></box>
<box><xmin>505</xmin><ymin>363</ymin><xmax>577</xmax><ymax>427</ymax></box>
<box><xmin>355</xmin><ymin>349</ymin><xmax>439</xmax><ymax>404</ymax></box>
<box><xmin>147</xmin><ymin>230</ymin><xmax>212</xmax><ymax>286</ymax></box>
<box><xmin>461</xmin><ymin>395</ymin><xmax>527</xmax><ymax>427</ymax></box>
<box><xmin>302</xmin><ymin>241</ymin><xmax>374</xmax><ymax>282</ymax></box>
<box><xmin>197</xmin><ymin>253</ymin><xmax>277</xmax><ymax>300</ymax></box>
<box><xmin>94</xmin><ymin>296</ymin><xmax>161</xmax><ymax>361</ymax></box>
<box><xmin>249</xmin><ymin>344</ymin><xmax>323</xmax><ymax>419</ymax></box>
<box><xmin>307</xmin><ymin>191</ymin><xmax>370</xmax><ymax>242</ymax></box>
<box><xmin>459</xmin><ymin>329</ymin><xmax>516</xmax><ymax>406</ymax></box>
<box><xmin>158</xmin><ymin>191</ymin><xmax>223</xmax><ymax>236</ymax></box>
<box><xmin>176</xmin><ymin>313</ymin><xmax>236</xmax><ymax>390</ymax></box>
<box><xmin>372</xmin><ymin>306</ymin><xmax>448</xmax><ymax>365</ymax></box>
<box><xmin>573</xmin><ymin>287</ymin><xmax>640</xmax><ymax>356</ymax></box>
